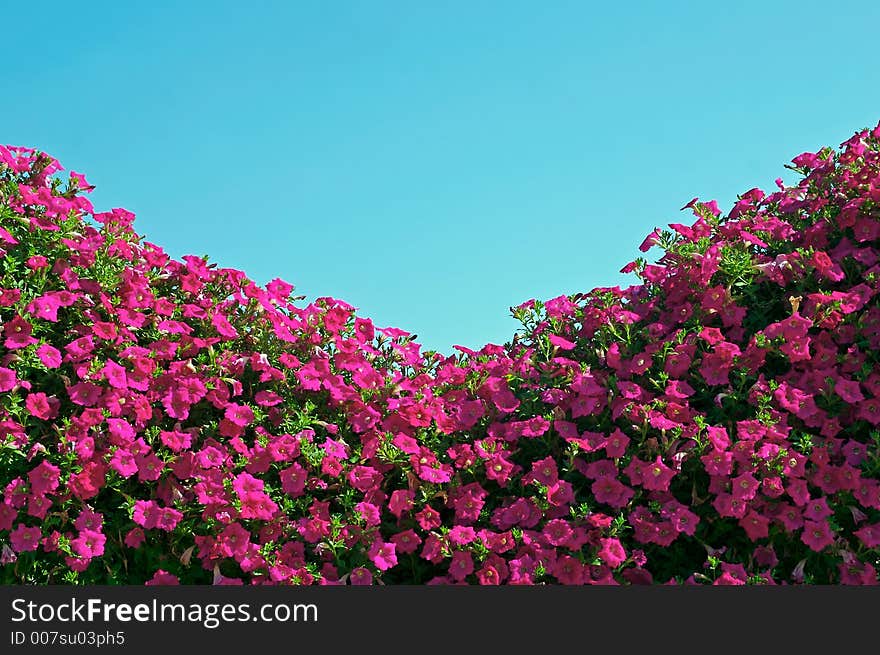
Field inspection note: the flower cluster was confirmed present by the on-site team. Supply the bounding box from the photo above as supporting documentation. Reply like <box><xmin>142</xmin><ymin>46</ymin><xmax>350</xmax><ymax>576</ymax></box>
<box><xmin>1</xmin><ymin>124</ymin><xmax>880</xmax><ymax>585</ymax></box>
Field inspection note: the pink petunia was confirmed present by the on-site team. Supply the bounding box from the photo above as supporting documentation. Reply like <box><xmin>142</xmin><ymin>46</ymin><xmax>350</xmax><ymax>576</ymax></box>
<box><xmin>279</xmin><ymin>463</ymin><xmax>307</xmax><ymax>497</ymax></box>
<box><xmin>638</xmin><ymin>457</ymin><xmax>676</xmax><ymax>492</ymax></box>
<box><xmin>102</xmin><ymin>360</ymin><xmax>128</xmax><ymax>389</ymax></box>
<box><xmin>802</xmin><ymin>520</ymin><xmax>835</xmax><ymax>552</ymax></box>
<box><xmin>0</xmin><ymin>367</ymin><xmax>18</xmax><ymax>392</ymax></box>
<box><xmin>390</xmin><ymin>529</ymin><xmax>421</xmax><ymax>554</ymax></box>
<box><xmin>36</xmin><ymin>343</ymin><xmax>62</xmax><ymax>368</ymax></box>
<box><xmin>211</xmin><ymin>312</ymin><xmax>239</xmax><ymax>339</ymax></box>
<box><xmin>349</xmin><ymin>567</ymin><xmax>373</xmax><ymax>585</ymax></box>
<box><xmin>109</xmin><ymin>449</ymin><xmax>138</xmax><ymax>478</ymax></box>
<box><xmin>4</xmin><ymin>316</ymin><xmax>38</xmax><ymax>349</ymax></box>
<box><xmin>548</xmin><ymin>334</ymin><xmax>576</xmax><ymax>350</ymax></box>
<box><xmin>10</xmin><ymin>524</ymin><xmax>42</xmax><ymax>552</ymax></box>
<box><xmin>145</xmin><ymin>570</ymin><xmax>180</xmax><ymax>585</ymax></box>
<box><xmin>66</xmin><ymin>382</ymin><xmax>102</xmax><ymax>407</ymax></box>
<box><xmin>70</xmin><ymin>529</ymin><xmax>106</xmax><ymax>558</ymax></box>
<box><xmin>26</xmin><ymin>294</ymin><xmax>63</xmax><ymax>322</ymax></box>
<box><xmin>367</xmin><ymin>540</ymin><xmax>397</xmax><ymax>571</ymax></box>
<box><xmin>27</xmin><ymin>460</ymin><xmax>61</xmax><ymax>495</ymax></box>
<box><xmin>598</xmin><ymin>537</ymin><xmax>628</xmax><ymax>568</ymax></box>
<box><xmin>159</xmin><ymin>429</ymin><xmax>192</xmax><ymax>452</ymax></box>
<box><xmin>224</xmin><ymin>403</ymin><xmax>254</xmax><ymax>427</ymax></box>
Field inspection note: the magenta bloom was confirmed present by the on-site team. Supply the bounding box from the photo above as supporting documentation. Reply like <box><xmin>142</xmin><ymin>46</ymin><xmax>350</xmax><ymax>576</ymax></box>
<box><xmin>279</xmin><ymin>463</ymin><xmax>307</xmax><ymax>497</ymax></box>
<box><xmin>0</xmin><ymin>367</ymin><xmax>18</xmax><ymax>392</ymax></box>
<box><xmin>10</xmin><ymin>524</ymin><xmax>42</xmax><ymax>552</ymax></box>
<box><xmin>145</xmin><ymin>570</ymin><xmax>180</xmax><ymax>586</ymax></box>
<box><xmin>802</xmin><ymin>520</ymin><xmax>835</xmax><ymax>552</ymax></box>
<box><xmin>598</xmin><ymin>538</ymin><xmax>628</xmax><ymax>568</ymax></box>
<box><xmin>638</xmin><ymin>457</ymin><xmax>675</xmax><ymax>492</ymax></box>
<box><xmin>224</xmin><ymin>403</ymin><xmax>255</xmax><ymax>427</ymax></box>
<box><xmin>27</xmin><ymin>460</ymin><xmax>61</xmax><ymax>495</ymax></box>
<box><xmin>218</xmin><ymin>522</ymin><xmax>251</xmax><ymax>557</ymax></box>
<box><xmin>109</xmin><ymin>449</ymin><xmax>138</xmax><ymax>478</ymax></box>
<box><xmin>4</xmin><ymin>316</ymin><xmax>38</xmax><ymax>349</ymax></box>
<box><xmin>591</xmin><ymin>476</ymin><xmax>634</xmax><ymax>509</ymax></box>
<box><xmin>70</xmin><ymin>529</ymin><xmax>106</xmax><ymax>558</ymax></box>
<box><xmin>447</xmin><ymin>525</ymin><xmax>476</xmax><ymax>546</ymax></box>
<box><xmin>349</xmin><ymin>567</ymin><xmax>373</xmax><ymax>585</ymax></box>
<box><xmin>390</xmin><ymin>529</ymin><xmax>421</xmax><ymax>555</ymax></box>
<box><xmin>132</xmin><ymin>500</ymin><xmax>159</xmax><ymax>529</ymax></box>
<box><xmin>159</xmin><ymin>429</ymin><xmax>192</xmax><ymax>452</ymax></box>
<box><xmin>238</xmin><ymin>491</ymin><xmax>278</xmax><ymax>520</ymax></box>
<box><xmin>367</xmin><ymin>540</ymin><xmax>397</xmax><ymax>571</ymax></box>
<box><xmin>25</xmin><ymin>392</ymin><xmax>58</xmax><ymax>420</ymax></box>
<box><xmin>66</xmin><ymin>382</ymin><xmax>102</xmax><ymax>407</ymax></box>
<box><xmin>36</xmin><ymin>343</ymin><xmax>62</xmax><ymax>368</ymax></box>
<box><xmin>26</xmin><ymin>294</ymin><xmax>63</xmax><ymax>322</ymax></box>
<box><xmin>449</xmin><ymin>551</ymin><xmax>475</xmax><ymax>581</ymax></box>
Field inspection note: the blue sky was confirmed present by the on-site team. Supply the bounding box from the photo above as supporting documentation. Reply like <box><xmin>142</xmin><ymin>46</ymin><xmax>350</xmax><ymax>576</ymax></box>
<box><xmin>3</xmin><ymin>1</ymin><xmax>880</xmax><ymax>354</ymax></box>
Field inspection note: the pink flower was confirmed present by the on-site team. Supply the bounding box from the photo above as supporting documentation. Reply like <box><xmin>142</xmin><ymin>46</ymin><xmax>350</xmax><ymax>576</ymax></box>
<box><xmin>25</xmin><ymin>392</ymin><xmax>59</xmax><ymax>420</ymax></box>
<box><xmin>739</xmin><ymin>511</ymin><xmax>770</xmax><ymax>541</ymax></box>
<box><xmin>355</xmin><ymin>501</ymin><xmax>381</xmax><ymax>526</ymax></box>
<box><xmin>803</xmin><ymin>497</ymin><xmax>833</xmax><ymax>521</ymax></box>
<box><xmin>224</xmin><ymin>403</ymin><xmax>255</xmax><ymax>427</ymax></box>
<box><xmin>392</xmin><ymin>433</ymin><xmax>420</xmax><ymax>454</ymax></box>
<box><xmin>132</xmin><ymin>500</ymin><xmax>159</xmax><ymax>529</ymax></box>
<box><xmin>238</xmin><ymin>491</ymin><xmax>278</xmax><ymax>521</ymax></box>
<box><xmin>145</xmin><ymin>570</ymin><xmax>180</xmax><ymax>585</ymax></box>
<box><xmin>591</xmin><ymin>476</ymin><xmax>634</xmax><ymax>509</ymax></box>
<box><xmin>155</xmin><ymin>507</ymin><xmax>183</xmax><ymax>531</ymax></box>
<box><xmin>67</xmin><ymin>382</ymin><xmax>102</xmax><ymax>407</ymax></box>
<box><xmin>388</xmin><ymin>489</ymin><xmax>415</xmax><ymax>517</ymax></box>
<box><xmin>638</xmin><ymin>457</ymin><xmax>675</xmax><ymax>492</ymax></box>
<box><xmin>70</xmin><ymin>529</ymin><xmax>106</xmax><ymax>558</ymax></box>
<box><xmin>36</xmin><ymin>343</ymin><xmax>62</xmax><ymax>368</ymax></box>
<box><xmin>449</xmin><ymin>551</ymin><xmax>475</xmax><ymax>581</ymax></box>
<box><xmin>135</xmin><ymin>451</ymin><xmax>163</xmax><ymax>482</ymax></box>
<box><xmin>485</xmin><ymin>454</ymin><xmax>515</xmax><ymax>486</ymax></box>
<box><xmin>27</xmin><ymin>460</ymin><xmax>61</xmax><ymax>495</ymax></box>
<box><xmin>732</xmin><ymin>472</ymin><xmax>760</xmax><ymax>501</ymax></box>
<box><xmin>348</xmin><ymin>466</ymin><xmax>380</xmax><ymax>493</ymax></box>
<box><xmin>4</xmin><ymin>316</ymin><xmax>38</xmax><ymax>349</ymax></box>
<box><xmin>550</xmin><ymin>556</ymin><xmax>583</xmax><ymax>585</ymax></box>
<box><xmin>548</xmin><ymin>334</ymin><xmax>576</xmax><ymax>350</ymax></box>
<box><xmin>279</xmin><ymin>463</ymin><xmax>307</xmax><ymax>497</ymax></box>
<box><xmin>74</xmin><ymin>508</ymin><xmax>103</xmax><ymax>532</ymax></box>
<box><xmin>211</xmin><ymin>312</ymin><xmax>239</xmax><ymax>338</ymax></box>
<box><xmin>598</xmin><ymin>537</ymin><xmax>627</xmax><ymax>568</ymax></box>
<box><xmin>390</xmin><ymin>529</ymin><xmax>421</xmax><ymax>554</ymax></box>
<box><xmin>603</xmin><ymin>429</ymin><xmax>630</xmax><ymax>458</ymax></box>
<box><xmin>349</xmin><ymin>567</ymin><xmax>373</xmax><ymax>585</ymax></box>
<box><xmin>802</xmin><ymin>520</ymin><xmax>835</xmax><ymax>552</ymax></box>
<box><xmin>102</xmin><ymin>360</ymin><xmax>128</xmax><ymax>389</ymax></box>
<box><xmin>26</xmin><ymin>294</ymin><xmax>63</xmax><ymax>322</ymax></box>
<box><xmin>367</xmin><ymin>540</ymin><xmax>397</xmax><ymax>571</ymax></box>
<box><xmin>447</xmin><ymin>525</ymin><xmax>476</xmax><ymax>546</ymax></box>
<box><xmin>476</xmin><ymin>564</ymin><xmax>502</xmax><ymax>586</ymax></box>
<box><xmin>854</xmin><ymin>523</ymin><xmax>880</xmax><ymax>549</ymax></box>
<box><xmin>835</xmin><ymin>378</ymin><xmax>865</xmax><ymax>403</ymax></box>
<box><xmin>159</xmin><ymin>429</ymin><xmax>191</xmax><ymax>452</ymax></box>
<box><xmin>0</xmin><ymin>367</ymin><xmax>18</xmax><ymax>392</ymax></box>
<box><xmin>124</xmin><ymin>527</ymin><xmax>145</xmax><ymax>548</ymax></box>
<box><xmin>218</xmin><ymin>522</ymin><xmax>251</xmax><ymax>557</ymax></box>
<box><xmin>110</xmin><ymin>449</ymin><xmax>138</xmax><ymax>478</ymax></box>
<box><xmin>10</xmin><ymin>524</ymin><xmax>42</xmax><ymax>552</ymax></box>
<box><xmin>542</xmin><ymin>519</ymin><xmax>573</xmax><ymax>546</ymax></box>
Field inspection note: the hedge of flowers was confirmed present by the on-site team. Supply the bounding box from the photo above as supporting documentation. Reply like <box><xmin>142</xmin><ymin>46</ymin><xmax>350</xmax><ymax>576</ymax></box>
<box><xmin>1</xmin><ymin>123</ymin><xmax>879</xmax><ymax>585</ymax></box>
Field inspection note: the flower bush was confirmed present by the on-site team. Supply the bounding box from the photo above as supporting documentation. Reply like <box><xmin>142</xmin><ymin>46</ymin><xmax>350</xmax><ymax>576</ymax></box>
<box><xmin>1</xmin><ymin>123</ymin><xmax>880</xmax><ymax>585</ymax></box>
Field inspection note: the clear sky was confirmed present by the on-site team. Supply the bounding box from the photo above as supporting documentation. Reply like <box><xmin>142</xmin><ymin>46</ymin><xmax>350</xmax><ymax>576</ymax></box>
<box><xmin>3</xmin><ymin>0</ymin><xmax>880</xmax><ymax>354</ymax></box>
